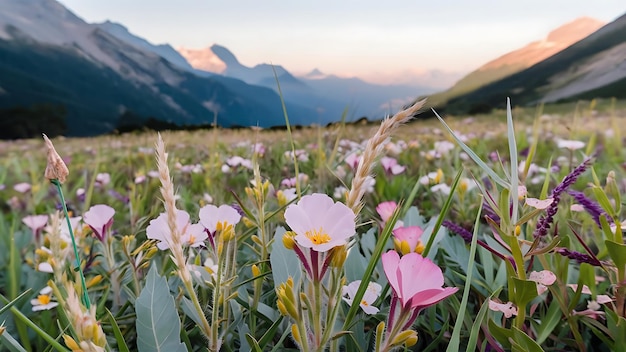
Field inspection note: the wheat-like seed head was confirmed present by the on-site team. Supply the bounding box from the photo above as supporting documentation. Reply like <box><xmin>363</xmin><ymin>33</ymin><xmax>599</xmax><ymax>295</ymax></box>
<box><xmin>155</xmin><ymin>133</ymin><xmax>191</xmax><ymax>283</ymax></box>
<box><xmin>346</xmin><ymin>99</ymin><xmax>426</xmax><ymax>215</ymax></box>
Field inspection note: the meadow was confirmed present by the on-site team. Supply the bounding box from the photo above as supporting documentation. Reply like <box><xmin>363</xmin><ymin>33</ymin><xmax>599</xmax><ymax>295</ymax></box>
<box><xmin>1</xmin><ymin>97</ymin><xmax>626</xmax><ymax>352</ymax></box>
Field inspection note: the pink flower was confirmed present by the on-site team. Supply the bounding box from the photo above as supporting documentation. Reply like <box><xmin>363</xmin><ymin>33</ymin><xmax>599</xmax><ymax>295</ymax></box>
<box><xmin>393</xmin><ymin>226</ymin><xmax>424</xmax><ymax>255</ymax></box>
<box><xmin>528</xmin><ymin>270</ymin><xmax>557</xmax><ymax>295</ymax></box>
<box><xmin>199</xmin><ymin>204</ymin><xmax>242</xmax><ymax>235</ymax></box>
<box><xmin>489</xmin><ymin>300</ymin><xmax>518</xmax><ymax>318</ymax></box>
<box><xmin>376</xmin><ymin>201</ymin><xmax>404</xmax><ymax>229</ymax></box>
<box><xmin>146</xmin><ymin>210</ymin><xmax>207</xmax><ymax>250</ymax></box>
<box><xmin>13</xmin><ymin>182</ymin><xmax>31</xmax><ymax>193</ymax></box>
<box><xmin>382</xmin><ymin>251</ymin><xmax>458</xmax><ymax>310</ymax></box>
<box><xmin>83</xmin><ymin>204</ymin><xmax>115</xmax><ymax>242</ymax></box>
<box><xmin>380</xmin><ymin>156</ymin><xmax>406</xmax><ymax>175</ymax></box>
<box><xmin>284</xmin><ymin>193</ymin><xmax>356</xmax><ymax>252</ymax></box>
<box><xmin>22</xmin><ymin>215</ymin><xmax>49</xmax><ymax>236</ymax></box>
<box><xmin>344</xmin><ymin>152</ymin><xmax>362</xmax><ymax>170</ymax></box>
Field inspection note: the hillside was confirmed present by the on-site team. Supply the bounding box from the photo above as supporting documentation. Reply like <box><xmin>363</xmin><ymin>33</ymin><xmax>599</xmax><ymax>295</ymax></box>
<box><xmin>443</xmin><ymin>13</ymin><xmax>626</xmax><ymax>114</ymax></box>
<box><xmin>425</xmin><ymin>17</ymin><xmax>605</xmax><ymax>109</ymax></box>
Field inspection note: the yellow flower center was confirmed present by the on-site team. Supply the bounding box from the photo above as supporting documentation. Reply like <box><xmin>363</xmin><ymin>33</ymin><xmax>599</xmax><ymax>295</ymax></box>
<box><xmin>361</xmin><ymin>300</ymin><xmax>369</xmax><ymax>306</ymax></box>
<box><xmin>37</xmin><ymin>294</ymin><xmax>51</xmax><ymax>305</ymax></box>
<box><xmin>305</xmin><ymin>227</ymin><xmax>331</xmax><ymax>245</ymax></box>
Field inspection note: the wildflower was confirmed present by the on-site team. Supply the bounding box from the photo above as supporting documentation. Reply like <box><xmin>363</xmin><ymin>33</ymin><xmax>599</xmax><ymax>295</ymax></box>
<box><xmin>281</xmin><ymin>174</ymin><xmax>309</xmax><ymax>188</ymax></box>
<box><xmin>83</xmin><ymin>204</ymin><xmax>115</xmax><ymax>242</ymax></box>
<box><xmin>393</xmin><ymin>226</ymin><xmax>425</xmax><ymax>255</ymax></box>
<box><xmin>43</xmin><ymin>134</ymin><xmax>69</xmax><ymax>183</ymax></box>
<box><xmin>94</xmin><ymin>173</ymin><xmax>110</xmax><ymax>187</ymax></box>
<box><xmin>199</xmin><ymin>204</ymin><xmax>242</xmax><ymax>236</ymax></box>
<box><xmin>568</xmin><ymin>190</ymin><xmax>608</xmax><ymax>228</ymax></box>
<box><xmin>431</xmin><ymin>183</ymin><xmax>451</xmax><ymax>195</ymax></box>
<box><xmin>342</xmin><ymin>280</ymin><xmax>382</xmax><ymax>314</ymax></box>
<box><xmin>382</xmin><ymin>251</ymin><xmax>458</xmax><ymax>310</ymax></box>
<box><xmin>557</xmin><ymin>139</ymin><xmax>585</xmax><ymax>150</ymax></box>
<box><xmin>31</xmin><ymin>286</ymin><xmax>58</xmax><ymax>311</ymax></box>
<box><xmin>488</xmin><ymin>300</ymin><xmax>518</xmax><ymax>318</ymax></box>
<box><xmin>22</xmin><ymin>214</ymin><xmax>49</xmax><ymax>240</ymax></box>
<box><xmin>284</xmin><ymin>193</ymin><xmax>356</xmax><ymax>252</ymax></box>
<box><xmin>134</xmin><ymin>175</ymin><xmax>146</xmax><ymax>184</ymax></box>
<box><xmin>525</xmin><ymin>197</ymin><xmax>554</xmax><ymax>210</ymax></box>
<box><xmin>13</xmin><ymin>182</ymin><xmax>32</xmax><ymax>193</ymax></box>
<box><xmin>344</xmin><ymin>152</ymin><xmax>362</xmax><ymax>170</ymax></box>
<box><xmin>146</xmin><ymin>210</ymin><xmax>207</xmax><ymax>250</ymax></box>
<box><xmin>556</xmin><ymin>248</ymin><xmax>602</xmax><ymax>266</ymax></box>
<box><xmin>533</xmin><ymin>157</ymin><xmax>592</xmax><ymax>238</ymax></box>
<box><xmin>380</xmin><ymin>156</ymin><xmax>406</xmax><ymax>175</ymax></box>
<box><xmin>419</xmin><ymin>169</ymin><xmax>444</xmax><ymax>185</ymax></box>
<box><xmin>277</xmin><ymin>188</ymin><xmax>297</xmax><ymax>206</ymax></box>
<box><xmin>376</xmin><ymin>201</ymin><xmax>403</xmax><ymax>228</ymax></box>
<box><xmin>528</xmin><ymin>270</ymin><xmax>557</xmax><ymax>295</ymax></box>
<box><xmin>333</xmin><ymin>186</ymin><xmax>348</xmax><ymax>200</ymax></box>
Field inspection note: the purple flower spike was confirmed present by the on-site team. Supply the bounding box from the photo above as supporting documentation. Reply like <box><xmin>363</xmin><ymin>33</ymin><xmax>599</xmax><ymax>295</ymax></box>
<box><xmin>533</xmin><ymin>157</ymin><xmax>593</xmax><ymax>238</ymax></box>
<box><xmin>83</xmin><ymin>204</ymin><xmax>115</xmax><ymax>242</ymax></box>
<box><xmin>568</xmin><ymin>190</ymin><xmax>609</xmax><ymax>228</ymax></box>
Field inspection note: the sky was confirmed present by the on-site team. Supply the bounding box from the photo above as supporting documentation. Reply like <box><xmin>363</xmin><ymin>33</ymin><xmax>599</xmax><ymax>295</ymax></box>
<box><xmin>56</xmin><ymin>0</ymin><xmax>625</xmax><ymax>85</ymax></box>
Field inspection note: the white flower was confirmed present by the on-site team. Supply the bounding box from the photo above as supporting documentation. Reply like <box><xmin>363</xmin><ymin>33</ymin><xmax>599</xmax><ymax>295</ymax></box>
<box><xmin>342</xmin><ymin>280</ymin><xmax>382</xmax><ymax>314</ymax></box>
<box><xmin>31</xmin><ymin>286</ymin><xmax>58</xmax><ymax>311</ymax></box>
<box><xmin>557</xmin><ymin>139</ymin><xmax>585</xmax><ymax>150</ymax></box>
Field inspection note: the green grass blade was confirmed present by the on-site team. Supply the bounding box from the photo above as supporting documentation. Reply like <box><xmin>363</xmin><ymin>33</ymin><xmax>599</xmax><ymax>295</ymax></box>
<box><xmin>0</xmin><ymin>294</ymin><xmax>69</xmax><ymax>352</ymax></box>
<box><xmin>423</xmin><ymin>168</ymin><xmax>463</xmax><ymax>257</ymax></box>
<box><xmin>465</xmin><ymin>289</ymin><xmax>501</xmax><ymax>352</ymax></box>
<box><xmin>105</xmin><ymin>308</ymin><xmax>130</xmax><ymax>352</ymax></box>
<box><xmin>507</xmin><ymin>98</ymin><xmax>519</xmax><ymax>225</ymax></box>
<box><xmin>447</xmin><ymin>197</ymin><xmax>483</xmax><ymax>352</ymax></box>
<box><xmin>433</xmin><ymin>108</ymin><xmax>510</xmax><ymax>188</ymax></box>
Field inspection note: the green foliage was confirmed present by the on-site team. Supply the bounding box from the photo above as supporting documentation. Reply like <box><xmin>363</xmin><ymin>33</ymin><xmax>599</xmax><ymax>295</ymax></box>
<box><xmin>135</xmin><ymin>265</ymin><xmax>186</xmax><ymax>352</ymax></box>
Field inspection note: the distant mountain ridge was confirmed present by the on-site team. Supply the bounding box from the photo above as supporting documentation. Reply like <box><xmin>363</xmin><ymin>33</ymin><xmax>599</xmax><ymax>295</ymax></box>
<box><xmin>0</xmin><ymin>0</ymin><xmax>321</xmax><ymax>137</ymax></box>
<box><xmin>178</xmin><ymin>45</ymin><xmax>434</xmax><ymax>120</ymax></box>
<box><xmin>443</xmin><ymin>12</ymin><xmax>626</xmax><ymax>113</ymax></box>
<box><xmin>426</xmin><ymin>16</ymin><xmax>606</xmax><ymax>110</ymax></box>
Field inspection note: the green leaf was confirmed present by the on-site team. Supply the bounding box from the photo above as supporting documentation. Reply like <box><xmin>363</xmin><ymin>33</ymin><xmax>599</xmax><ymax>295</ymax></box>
<box><xmin>606</xmin><ymin>240</ymin><xmax>626</xmax><ymax>271</ymax></box>
<box><xmin>533</xmin><ymin>299</ymin><xmax>562</xmax><ymax>345</ymax></box>
<box><xmin>511</xmin><ymin>277</ymin><xmax>539</xmax><ymax>307</ymax></box>
<box><xmin>0</xmin><ymin>331</ymin><xmax>28</xmax><ymax>352</ymax></box>
<box><xmin>447</xmin><ymin>198</ymin><xmax>482</xmax><ymax>352</ymax></box>
<box><xmin>135</xmin><ymin>265</ymin><xmax>186</xmax><ymax>352</ymax></box>
<box><xmin>512</xmin><ymin>326</ymin><xmax>544</xmax><ymax>352</ymax></box>
<box><xmin>245</xmin><ymin>334</ymin><xmax>262</xmax><ymax>352</ymax></box>
<box><xmin>270</xmin><ymin>226</ymin><xmax>302</xmax><ymax>288</ymax></box>
<box><xmin>433</xmin><ymin>108</ymin><xmax>510</xmax><ymax>188</ymax></box>
<box><xmin>488</xmin><ymin>319</ymin><xmax>513</xmax><ymax>349</ymax></box>
<box><xmin>465</xmin><ymin>289</ymin><xmax>501</xmax><ymax>352</ymax></box>
<box><xmin>104</xmin><ymin>308</ymin><xmax>130</xmax><ymax>352</ymax></box>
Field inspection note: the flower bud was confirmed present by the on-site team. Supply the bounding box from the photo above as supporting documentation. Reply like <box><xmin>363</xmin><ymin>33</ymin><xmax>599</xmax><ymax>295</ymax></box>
<box><xmin>391</xmin><ymin>329</ymin><xmax>418</xmax><ymax>347</ymax></box>
<box><xmin>330</xmin><ymin>245</ymin><xmax>348</xmax><ymax>268</ymax></box>
<box><xmin>43</xmin><ymin>134</ymin><xmax>69</xmax><ymax>184</ymax></box>
<box><xmin>251</xmin><ymin>264</ymin><xmax>261</xmax><ymax>278</ymax></box>
<box><xmin>282</xmin><ymin>231</ymin><xmax>296</xmax><ymax>250</ymax></box>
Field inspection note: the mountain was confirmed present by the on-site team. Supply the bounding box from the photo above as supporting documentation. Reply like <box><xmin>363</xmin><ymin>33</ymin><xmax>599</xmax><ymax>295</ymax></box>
<box><xmin>0</xmin><ymin>0</ymin><xmax>318</xmax><ymax>137</ymax></box>
<box><xmin>178</xmin><ymin>45</ymin><xmax>434</xmax><ymax>121</ymax></box>
<box><xmin>443</xmin><ymin>13</ymin><xmax>626</xmax><ymax>114</ymax></box>
<box><xmin>425</xmin><ymin>17</ymin><xmax>606</xmax><ymax>110</ymax></box>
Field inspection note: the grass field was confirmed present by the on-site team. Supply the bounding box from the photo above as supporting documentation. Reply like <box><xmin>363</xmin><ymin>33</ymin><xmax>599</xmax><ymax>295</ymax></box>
<box><xmin>1</xmin><ymin>98</ymin><xmax>626</xmax><ymax>351</ymax></box>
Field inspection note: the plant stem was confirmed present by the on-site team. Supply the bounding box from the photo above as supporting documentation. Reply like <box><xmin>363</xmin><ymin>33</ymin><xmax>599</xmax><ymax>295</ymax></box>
<box><xmin>52</xmin><ymin>179</ymin><xmax>90</xmax><ymax>309</ymax></box>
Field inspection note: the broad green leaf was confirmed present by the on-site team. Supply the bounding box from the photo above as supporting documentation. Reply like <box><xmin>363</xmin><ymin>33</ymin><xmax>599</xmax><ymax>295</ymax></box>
<box><xmin>488</xmin><ymin>319</ymin><xmax>512</xmax><ymax>349</ymax></box>
<box><xmin>135</xmin><ymin>265</ymin><xmax>185</xmax><ymax>352</ymax></box>
<box><xmin>270</xmin><ymin>226</ymin><xmax>302</xmax><ymax>288</ymax></box>
<box><xmin>512</xmin><ymin>277</ymin><xmax>538</xmax><ymax>307</ymax></box>
<box><xmin>512</xmin><ymin>326</ymin><xmax>544</xmax><ymax>352</ymax></box>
